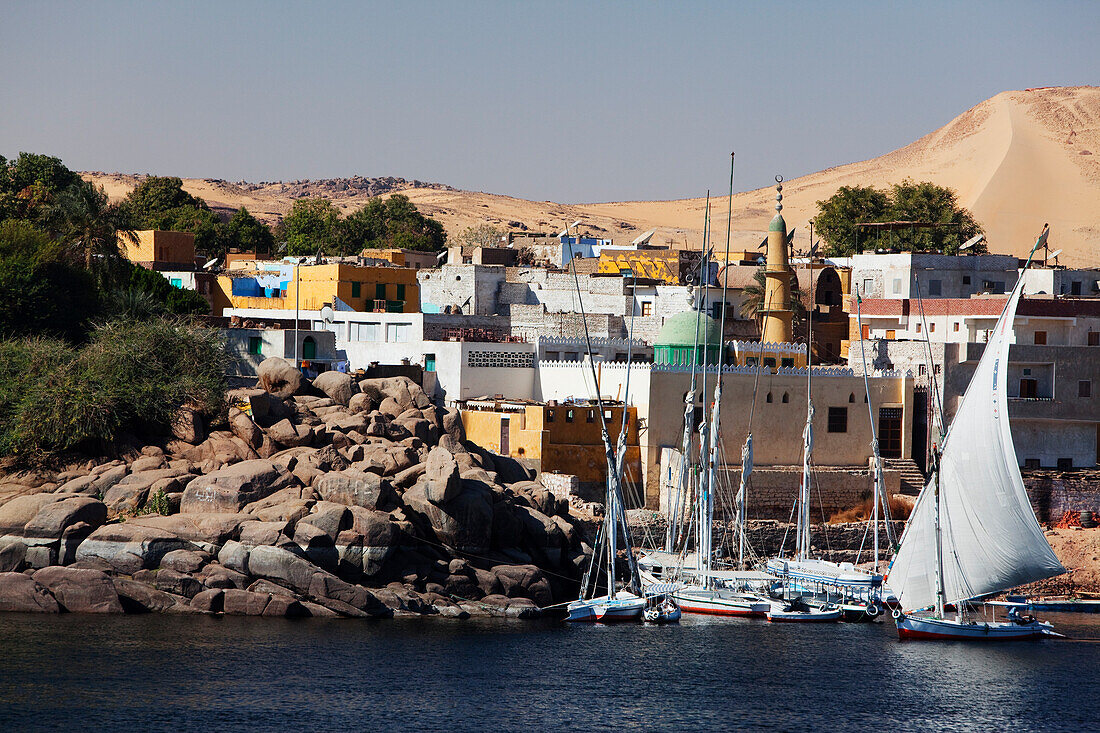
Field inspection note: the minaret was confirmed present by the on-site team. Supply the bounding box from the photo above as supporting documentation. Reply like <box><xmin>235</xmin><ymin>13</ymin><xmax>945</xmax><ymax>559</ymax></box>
<box><xmin>760</xmin><ymin>177</ymin><xmax>793</xmax><ymax>345</ymax></box>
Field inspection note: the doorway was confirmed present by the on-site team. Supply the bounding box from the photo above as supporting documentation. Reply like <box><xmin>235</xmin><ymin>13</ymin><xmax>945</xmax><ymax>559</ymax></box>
<box><xmin>500</xmin><ymin>417</ymin><xmax>510</xmax><ymax>455</ymax></box>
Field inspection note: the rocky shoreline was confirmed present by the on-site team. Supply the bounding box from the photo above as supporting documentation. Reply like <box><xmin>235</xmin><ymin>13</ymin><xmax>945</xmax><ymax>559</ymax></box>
<box><xmin>0</xmin><ymin>359</ymin><xmax>587</xmax><ymax>620</ymax></box>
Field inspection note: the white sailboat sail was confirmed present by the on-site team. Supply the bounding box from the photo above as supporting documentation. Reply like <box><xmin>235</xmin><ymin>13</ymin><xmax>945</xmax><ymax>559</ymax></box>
<box><xmin>888</xmin><ymin>278</ymin><xmax>1065</xmax><ymax>612</ymax></box>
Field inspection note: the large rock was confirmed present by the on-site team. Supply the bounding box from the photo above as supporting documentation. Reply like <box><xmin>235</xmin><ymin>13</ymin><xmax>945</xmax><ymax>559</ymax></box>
<box><xmin>246</xmin><ymin>544</ymin><xmax>317</xmax><ymax>594</ymax></box>
<box><xmin>307</xmin><ymin>573</ymin><xmax>388</xmax><ymax>615</ymax></box>
<box><xmin>229</xmin><ymin>408</ymin><xmax>265</xmax><ymax>449</ymax></box>
<box><xmin>266</xmin><ymin>419</ymin><xmax>314</xmax><ymax>448</ymax></box>
<box><xmin>491</xmin><ymin>564</ymin><xmax>553</xmax><ymax>607</ymax></box>
<box><xmin>159</xmin><ymin>549</ymin><xmax>208</xmax><ymax>574</ymax></box>
<box><xmin>314</xmin><ymin>470</ymin><xmax>395</xmax><ymax>510</ymax></box>
<box><xmin>297</xmin><ymin>502</ymin><xmax>350</xmax><ymax>541</ymax></box>
<box><xmin>404</xmin><ymin>480</ymin><xmax>494</xmax><ymax>554</ymax></box>
<box><xmin>180</xmin><ymin>460</ymin><xmax>296</xmax><ymax>514</ymax></box>
<box><xmin>217</xmin><ymin>540</ymin><xmax>251</xmax><ymax>575</ymax></box>
<box><xmin>129</xmin><ymin>513</ymin><xmax>248</xmax><ymax>549</ymax></box>
<box><xmin>75</xmin><ymin>523</ymin><xmax>187</xmax><ymax>574</ymax></box>
<box><xmin>222</xmin><ymin>589</ymin><xmax>273</xmax><ymax>616</ymax></box>
<box><xmin>171</xmin><ymin>406</ymin><xmax>205</xmax><ymax>444</ymax></box>
<box><xmin>423</xmin><ymin>446</ymin><xmax>461</xmax><ymax>504</ymax></box>
<box><xmin>114</xmin><ymin>577</ymin><xmax>181</xmax><ymax>613</ymax></box>
<box><xmin>313</xmin><ymin>371</ymin><xmax>357</xmax><ymax>406</ymax></box>
<box><xmin>32</xmin><ymin>566</ymin><xmax>123</xmax><ymax>613</ymax></box>
<box><xmin>21</xmin><ymin>497</ymin><xmax>107</xmax><ymax>541</ymax></box>
<box><xmin>0</xmin><ymin>572</ymin><xmax>59</xmax><ymax>613</ymax></box>
<box><xmin>0</xmin><ymin>494</ymin><xmax>62</xmax><ymax>536</ymax></box>
<box><xmin>258</xmin><ymin>357</ymin><xmax>303</xmax><ymax>400</ymax></box>
<box><xmin>442</xmin><ymin>407</ymin><xmax>466</xmax><ymax>442</ymax></box>
<box><xmin>334</xmin><ymin>506</ymin><xmax>399</xmax><ymax>577</ymax></box>
<box><xmin>0</xmin><ymin>540</ymin><xmax>27</xmax><ymax>572</ymax></box>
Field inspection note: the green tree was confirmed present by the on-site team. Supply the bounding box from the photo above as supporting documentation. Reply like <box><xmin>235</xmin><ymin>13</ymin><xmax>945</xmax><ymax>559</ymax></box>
<box><xmin>0</xmin><ymin>220</ymin><xmax>99</xmax><ymax>341</ymax></box>
<box><xmin>457</xmin><ymin>223</ymin><xmax>505</xmax><ymax>248</ymax></box>
<box><xmin>278</xmin><ymin>197</ymin><xmax>342</xmax><ymax>256</ymax></box>
<box><xmin>123</xmin><ymin>176</ymin><xmax>221</xmax><ymax>255</ymax></box>
<box><xmin>886</xmin><ymin>180</ymin><xmax>984</xmax><ymax>254</ymax></box>
<box><xmin>0</xmin><ymin>152</ymin><xmax>84</xmax><ymax>223</ymax></box>
<box><xmin>219</xmin><ymin>206</ymin><xmax>275</xmax><ymax>256</ymax></box>
<box><xmin>44</xmin><ymin>179</ymin><xmax>136</xmax><ymax>268</ymax></box>
<box><xmin>340</xmin><ymin>194</ymin><xmax>447</xmax><ymax>253</ymax></box>
<box><xmin>814</xmin><ymin>186</ymin><xmax>889</xmax><ymax>256</ymax></box>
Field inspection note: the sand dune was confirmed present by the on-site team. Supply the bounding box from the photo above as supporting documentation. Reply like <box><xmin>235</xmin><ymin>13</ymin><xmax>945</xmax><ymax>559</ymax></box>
<box><xmin>84</xmin><ymin>86</ymin><xmax>1100</xmax><ymax>266</ymax></box>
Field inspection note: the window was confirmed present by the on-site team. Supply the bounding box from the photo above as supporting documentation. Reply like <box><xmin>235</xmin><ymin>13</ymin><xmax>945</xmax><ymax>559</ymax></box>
<box><xmin>351</xmin><ymin>322</ymin><xmax>378</xmax><ymax>341</ymax></box>
<box><xmin>566</xmin><ymin>409</ymin><xmax>574</xmax><ymax>423</ymax></box>
<box><xmin>302</xmin><ymin>336</ymin><xmax>316</xmax><ymax>360</ymax></box>
<box><xmin>1090</xmin><ymin>332</ymin><xmax>1100</xmax><ymax>346</ymax></box>
<box><xmin>746</xmin><ymin>356</ymin><xmax>759</xmax><ymax>367</ymax></box>
<box><xmin>386</xmin><ymin>323</ymin><xmax>411</xmax><ymax>343</ymax></box>
<box><xmin>963</xmin><ymin>275</ymin><xmax>971</xmax><ymax>285</ymax></box>
<box><xmin>1057</xmin><ymin>458</ymin><xmax>1073</xmax><ymax>470</ymax></box>
<box><xmin>934</xmin><ymin>364</ymin><xmax>941</xmax><ymax>374</ymax></box>
<box><xmin>425</xmin><ymin>354</ymin><xmax>436</xmax><ymax>373</ymax></box>
<box><xmin>892</xmin><ymin>278</ymin><xmax>902</xmax><ymax>295</ymax></box>
<box><xmin>1080</xmin><ymin>380</ymin><xmax>1091</xmax><ymax>398</ymax></box>
<box><xmin>248</xmin><ymin>336</ymin><xmax>263</xmax><ymax>355</ymax></box>
<box><xmin>375</xmin><ymin>283</ymin><xmax>387</xmax><ymax>300</ymax></box>
<box><xmin>862</xmin><ymin>278</ymin><xmax>874</xmax><ymax>296</ymax></box>
<box><xmin>916</xmin><ymin>323</ymin><xmax>921</xmax><ymax>334</ymax></box>
<box><xmin>919</xmin><ymin>364</ymin><xmax>927</xmax><ymax>376</ymax></box>
<box><xmin>781</xmin><ymin>358</ymin><xmax>795</xmax><ymax>368</ymax></box>
<box><xmin>1023</xmin><ymin>458</ymin><xmax>1040</xmax><ymax>469</ymax></box>
<box><xmin>848</xmin><ymin>393</ymin><xmax>856</xmax><ymax>403</ymax></box>
<box><xmin>545</xmin><ymin>351</ymin><xmax>558</xmax><ymax>360</ymax></box>
<box><xmin>565</xmin><ymin>351</ymin><xmax>579</xmax><ymax>361</ymax></box>
<box><xmin>929</xmin><ymin>323</ymin><xmax>936</xmax><ymax>333</ymax></box>
<box><xmin>764</xmin><ymin>357</ymin><xmax>776</xmax><ymax>369</ymax></box>
<box><xmin>953</xmin><ymin>322</ymin><xmax>960</xmax><ymax>332</ymax></box>
<box><xmin>604</xmin><ymin>410</ymin><xmax>612</xmax><ymax>420</ymax></box>
<box><xmin>586</xmin><ymin>410</ymin><xmax>594</xmax><ymax>423</ymax></box>
<box><xmin>928</xmin><ymin>279</ymin><xmax>942</xmax><ymax>296</ymax></box>
<box><xmin>169</xmin><ymin>278</ymin><xmax>183</xmax><ymax>288</ymax></box>
<box><xmin>766</xmin><ymin>392</ymin><xmax>773</xmax><ymax>403</ymax></box>
<box><xmin>1072</xmin><ymin>281</ymin><xmax>1082</xmax><ymax>296</ymax></box>
<box><xmin>641</xmin><ymin>302</ymin><xmax>653</xmax><ymax>317</ymax></box>
<box><xmin>396</xmin><ymin>284</ymin><xmax>406</xmax><ymax>301</ymax></box>
<box><xmin>351</xmin><ymin>281</ymin><xmax>361</xmax><ymax>298</ymax></box>
<box><xmin>885</xmin><ymin>330</ymin><xmax>896</xmax><ymax>340</ymax></box>
<box><xmin>547</xmin><ymin>410</ymin><xmax>554</xmax><ymax>422</ymax></box>
<box><xmin>828</xmin><ymin>406</ymin><xmax>848</xmax><ymax>433</ymax></box>
<box><xmin>1020</xmin><ymin>378</ymin><xmax>1038</xmax><ymax>399</ymax></box>
<box><xmin>781</xmin><ymin>392</ymin><xmax>789</xmax><ymax>403</ymax></box>
<box><xmin>1034</xmin><ymin>331</ymin><xmax>1047</xmax><ymax>345</ymax></box>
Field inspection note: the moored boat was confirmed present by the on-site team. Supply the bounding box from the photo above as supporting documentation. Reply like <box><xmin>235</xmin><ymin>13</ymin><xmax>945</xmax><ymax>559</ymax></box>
<box><xmin>568</xmin><ymin>591</ymin><xmax>646</xmax><ymax>623</ymax></box>
<box><xmin>766</xmin><ymin>597</ymin><xmax>841</xmax><ymax>623</ymax></box>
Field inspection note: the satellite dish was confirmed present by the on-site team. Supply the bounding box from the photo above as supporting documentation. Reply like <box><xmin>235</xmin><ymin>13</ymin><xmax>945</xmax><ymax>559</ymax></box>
<box><xmin>959</xmin><ymin>233</ymin><xmax>983</xmax><ymax>251</ymax></box>
<box><xmin>320</xmin><ymin>306</ymin><xmax>335</xmax><ymax>324</ymax></box>
<box><xmin>202</xmin><ymin>258</ymin><xmax>220</xmax><ymax>270</ymax></box>
<box><xmin>570</xmin><ymin>219</ymin><xmax>583</xmax><ymax>229</ymax></box>
<box><xmin>1048</xmin><ymin>248</ymin><xmax>1063</xmax><ymax>262</ymax></box>
<box><xmin>632</xmin><ymin>229</ymin><xmax>656</xmax><ymax>246</ymax></box>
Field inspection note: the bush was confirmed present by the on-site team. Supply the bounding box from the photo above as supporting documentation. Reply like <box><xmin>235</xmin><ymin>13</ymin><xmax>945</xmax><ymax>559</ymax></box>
<box><xmin>0</xmin><ymin>319</ymin><xmax>227</xmax><ymax>460</ymax></box>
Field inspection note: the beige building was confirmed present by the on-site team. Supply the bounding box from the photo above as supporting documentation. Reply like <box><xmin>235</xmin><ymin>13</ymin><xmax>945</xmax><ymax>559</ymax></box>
<box><xmin>125</xmin><ymin>230</ymin><xmax>197</xmax><ymax>269</ymax></box>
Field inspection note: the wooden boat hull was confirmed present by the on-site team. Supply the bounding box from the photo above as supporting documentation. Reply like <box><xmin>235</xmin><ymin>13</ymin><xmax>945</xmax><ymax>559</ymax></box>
<box><xmin>673</xmin><ymin>588</ymin><xmax>770</xmax><ymax>618</ymax></box>
<box><xmin>567</xmin><ymin>596</ymin><xmax>644</xmax><ymax>623</ymax></box>
<box><xmin>896</xmin><ymin>613</ymin><xmax>1054</xmax><ymax>641</ymax></box>
<box><xmin>766</xmin><ymin>607</ymin><xmax>842</xmax><ymax>623</ymax></box>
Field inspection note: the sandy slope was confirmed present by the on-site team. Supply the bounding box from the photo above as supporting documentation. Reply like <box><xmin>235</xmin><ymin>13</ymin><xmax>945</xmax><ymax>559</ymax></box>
<box><xmin>84</xmin><ymin>86</ymin><xmax>1100</xmax><ymax>265</ymax></box>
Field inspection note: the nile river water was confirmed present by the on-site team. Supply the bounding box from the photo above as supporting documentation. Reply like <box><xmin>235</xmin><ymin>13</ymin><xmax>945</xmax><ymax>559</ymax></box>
<box><xmin>1</xmin><ymin>612</ymin><xmax>1098</xmax><ymax>731</ymax></box>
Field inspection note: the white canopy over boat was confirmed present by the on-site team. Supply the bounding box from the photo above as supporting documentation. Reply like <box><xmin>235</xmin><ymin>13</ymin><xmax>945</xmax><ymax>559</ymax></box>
<box><xmin>888</xmin><ymin>276</ymin><xmax>1065</xmax><ymax>613</ymax></box>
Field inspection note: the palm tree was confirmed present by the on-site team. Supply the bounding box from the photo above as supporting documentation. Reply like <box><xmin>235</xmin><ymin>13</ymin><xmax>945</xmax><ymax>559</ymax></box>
<box><xmin>46</xmin><ymin>180</ymin><xmax>136</xmax><ymax>269</ymax></box>
<box><xmin>738</xmin><ymin>268</ymin><xmax>807</xmax><ymax>339</ymax></box>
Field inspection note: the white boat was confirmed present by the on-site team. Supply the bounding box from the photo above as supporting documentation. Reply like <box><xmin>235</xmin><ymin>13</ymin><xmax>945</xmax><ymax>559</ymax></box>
<box><xmin>643</xmin><ymin>596</ymin><xmax>682</xmax><ymax>624</ymax></box>
<box><xmin>766</xmin><ymin>597</ymin><xmax>841</xmax><ymax>623</ymax></box>
<box><xmin>889</xmin><ymin>232</ymin><xmax>1066</xmax><ymax>641</ymax></box>
<box><xmin>673</xmin><ymin>586</ymin><xmax>771</xmax><ymax>617</ymax></box>
<box><xmin>568</xmin><ymin>591</ymin><xmax>646</xmax><ymax>623</ymax></box>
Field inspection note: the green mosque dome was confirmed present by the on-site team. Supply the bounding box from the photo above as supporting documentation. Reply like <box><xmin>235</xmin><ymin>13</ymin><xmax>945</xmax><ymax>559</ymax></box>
<box><xmin>654</xmin><ymin>311</ymin><xmax>723</xmax><ymax>366</ymax></box>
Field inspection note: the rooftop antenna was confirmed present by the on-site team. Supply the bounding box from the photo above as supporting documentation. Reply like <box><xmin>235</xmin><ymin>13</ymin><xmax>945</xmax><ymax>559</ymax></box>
<box><xmin>1048</xmin><ymin>248</ymin><xmax>1063</xmax><ymax>266</ymax></box>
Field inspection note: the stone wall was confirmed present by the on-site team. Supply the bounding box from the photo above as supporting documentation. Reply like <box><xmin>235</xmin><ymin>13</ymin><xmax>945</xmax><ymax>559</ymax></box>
<box><xmin>1024</xmin><ymin>469</ymin><xmax>1100</xmax><ymax>522</ymax></box>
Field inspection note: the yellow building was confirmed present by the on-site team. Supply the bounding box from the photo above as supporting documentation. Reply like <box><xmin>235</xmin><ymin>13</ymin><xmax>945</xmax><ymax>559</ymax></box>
<box><xmin>760</xmin><ymin>181</ymin><xmax>794</xmax><ymax>345</ymax></box>
<box><xmin>460</xmin><ymin>398</ymin><xmax>643</xmax><ymax>489</ymax></box>
<box><xmin>596</xmin><ymin>249</ymin><xmax>682</xmax><ymax>283</ymax></box>
<box><xmin>125</xmin><ymin>230</ymin><xmax>196</xmax><ymax>268</ymax></box>
<box><xmin>213</xmin><ymin>262</ymin><xmax>420</xmax><ymax>316</ymax></box>
<box><xmin>730</xmin><ymin>340</ymin><xmax>808</xmax><ymax>369</ymax></box>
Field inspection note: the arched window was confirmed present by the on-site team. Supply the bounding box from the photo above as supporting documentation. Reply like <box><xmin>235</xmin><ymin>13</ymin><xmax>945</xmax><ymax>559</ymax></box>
<box><xmin>766</xmin><ymin>392</ymin><xmax>773</xmax><ymax>403</ymax></box>
<box><xmin>849</xmin><ymin>393</ymin><xmax>856</xmax><ymax>403</ymax></box>
<box><xmin>302</xmin><ymin>336</ymin><xmax>316</xmax><ymax>360</ymax></box>
<box><xmin>782</xmin><ymin>392</ymin><xmax>789</xmax><ymax>403</ymax></box>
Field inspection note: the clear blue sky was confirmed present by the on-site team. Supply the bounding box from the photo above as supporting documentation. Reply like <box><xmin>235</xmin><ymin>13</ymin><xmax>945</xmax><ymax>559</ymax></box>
<box><xmin>2</xmin><ymin>1</ymin><xmax>1096</xmax><ymax>203</ymax></box>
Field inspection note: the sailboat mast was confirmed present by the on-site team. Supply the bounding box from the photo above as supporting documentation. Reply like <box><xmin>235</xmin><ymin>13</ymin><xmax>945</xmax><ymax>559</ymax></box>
<box><xmin>854</xmin><ymin>287</ymin><xmax>893</xmax><ymax>565</ymax></box>
<box><xmin>798</xmin><ymin>227</ymin><xmax>815</xmax><ymax>561</ymax></box>
<box><xmin>696</xmin><ymin>201</ymin><xmax>713</xmax><ymax>577</ymax></box>
<box><xmin>932</xmin><ymin>450</ymin><xmax>946</xmax><ymax>618</ymax></box>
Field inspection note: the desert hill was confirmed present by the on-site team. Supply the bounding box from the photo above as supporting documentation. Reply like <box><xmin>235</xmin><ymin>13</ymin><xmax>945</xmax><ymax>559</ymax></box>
<box><xmin>84</xmin><ymin>86</ymin><xmax>1100</xmax><ymax>265</ymax></box>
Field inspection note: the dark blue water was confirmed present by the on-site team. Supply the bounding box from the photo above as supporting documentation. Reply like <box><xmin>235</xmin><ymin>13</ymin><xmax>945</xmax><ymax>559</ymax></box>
<box><xmin>1</xmin><ymin>612</ymin><xmax>1098</xmax><ymax>731</ymax></box>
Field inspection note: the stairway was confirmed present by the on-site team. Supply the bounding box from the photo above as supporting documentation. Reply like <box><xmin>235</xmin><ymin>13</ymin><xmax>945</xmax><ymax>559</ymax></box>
<box><xmin>884</xmin><ymin>458</ymin><xmax>927</xmax><ymax>496</ymax></box>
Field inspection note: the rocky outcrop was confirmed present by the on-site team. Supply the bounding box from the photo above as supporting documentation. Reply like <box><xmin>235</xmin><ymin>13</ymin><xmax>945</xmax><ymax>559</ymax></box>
<box><xmin>0</xmin><ymin>370</ymin><xmax>584</xmax><ymax>620</ymax></box>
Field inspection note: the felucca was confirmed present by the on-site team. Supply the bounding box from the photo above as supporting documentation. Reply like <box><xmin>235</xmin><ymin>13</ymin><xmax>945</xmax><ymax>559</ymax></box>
<box><xmin>888</xmin><ymin>228</ymin><xmax>1066</xmax><ymax>640</ymax></box>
